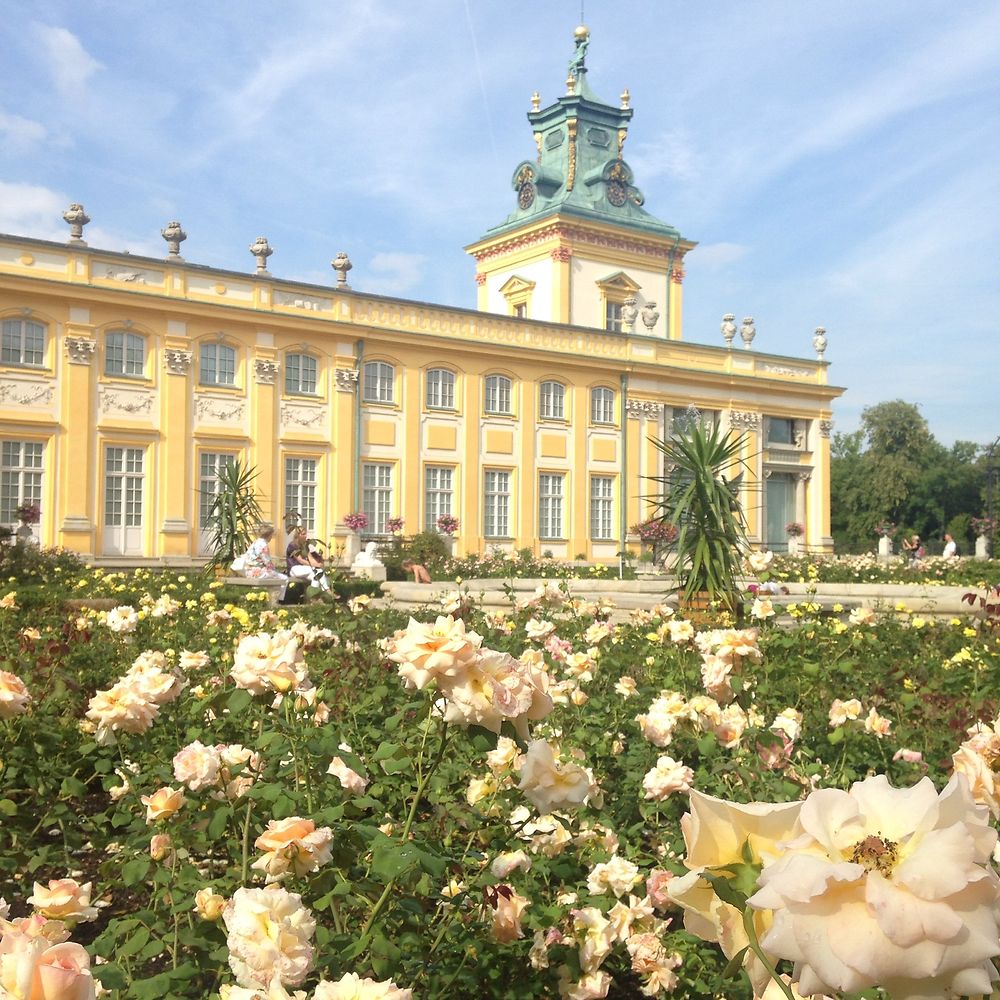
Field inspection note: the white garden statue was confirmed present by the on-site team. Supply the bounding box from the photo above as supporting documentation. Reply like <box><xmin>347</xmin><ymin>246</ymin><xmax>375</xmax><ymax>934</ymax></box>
<box><xmin>351</xmin><ymin>541</ymin><xmax>386</xmax><ymax>581</ymax></box>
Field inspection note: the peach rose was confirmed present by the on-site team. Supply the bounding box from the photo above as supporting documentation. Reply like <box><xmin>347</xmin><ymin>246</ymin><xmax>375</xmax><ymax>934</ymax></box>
<box><xmin>327</xmin><ymin>757</ymin><xmax>368</xmax><ymax>795</ymax></box>
<box><xmin>141</xmin><ymin>785</ymin><xmax>185</xmax><ymax>824</ymax></box>
<box><xmin>252</xmin><ymin>818</ymin><xmax>333</xmax><ymax>882</ymax></box>
<box><xmin>0</xmin><ymin>670</ymin><xmax>30</xmax><ymax>718</ymax></box>
<box><xmin>488</xmin><ymin>885</ymin><xmax>530</xmax><ymax>943</ymax></box>
<box><xmin>0</xmin><ymin>932</ymin><xmax>96</xmax><ymax>1000</ymax></box>
<box><xmin>195</xmin><ymin>887</ymin><xmax>227</xmax><ymax>921</ymax></box>
<box><xmin>27</xmin><ymin>879</ymin><xmax>98</xmax><ymax>925</ymax></box>
<box><xmin>231</xmin><ymin>631</ymin><xmax>308</xmax><ymax>696</ymax></box>
<box><xmin>387</xmin><ymin>615</ymin><xmax>482</xmax><ymax>690</ymax></box>
<box><xmin>149</xmin><ymin>833</ymin><xmax>174</xmax><ymax>862</ymax></box>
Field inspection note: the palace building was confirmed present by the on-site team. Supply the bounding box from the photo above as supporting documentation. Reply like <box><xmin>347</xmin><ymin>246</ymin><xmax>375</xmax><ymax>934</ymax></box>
<box><xmin>0</xmin><ymin>29</ymin><xmax>843</xmax><ymax>564</ymax></box>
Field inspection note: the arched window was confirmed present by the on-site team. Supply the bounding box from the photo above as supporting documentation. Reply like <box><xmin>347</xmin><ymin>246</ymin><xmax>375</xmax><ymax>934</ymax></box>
<box><xmin>591</xmin><ymin>387</ymin><xmax>616</xmax><ymax>424</ymax></box>
<box><xmin>286</xmin><ymin>353</ymin><xmax>318</xmax><ymax>395</ymax></box>
<box><xmin>363</xmin><ymin>361</ymin><xmax>395</xmax><ymax>403</ymax></box>
<box><xmin>105</xmin><ymin>331</ymin><xmax>146</xmax><ymax>377</ymax></box>
<box><xmin>484</xmin><ymin>375</ymin><xmax>512</xmax><ymax>415</ymax></box>
<box><xmin>425</xmin><ymin>368</ymin><xmax>455</xmax><ymax>409</ymax></box>
<box><xmin>1</xmin><ymin>317</ymin><xmax>46</xmax><ymax>366</ymax></box>
<box><xmin>200</xmin><ymin>342</ymin><xmax>237</xmax><ymax>386</ymax></box>
<box><xmin>539</xmin><ymin>381</ymin><xmax>565</xmax><ymax>420</ymax></box>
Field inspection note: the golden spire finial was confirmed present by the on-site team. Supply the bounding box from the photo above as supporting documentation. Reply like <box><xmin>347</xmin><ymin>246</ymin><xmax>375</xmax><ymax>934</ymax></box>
<box><xmin>531</xmin><ymin>90</ymin><xmax>540</xmax><ymax>111</ymax></box>
<box><xmin>620</xmin><ymin>88</ymin><xmax>630</xmax><ymax>109</ymax></box>
<box><xmin>566</xmin><ymin>73</ymin><xmax>576</xmax><ymax>95</ymax></box>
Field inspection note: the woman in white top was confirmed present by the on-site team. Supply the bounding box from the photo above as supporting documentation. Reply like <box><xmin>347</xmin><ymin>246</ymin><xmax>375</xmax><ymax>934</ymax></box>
<box><xmin>286</xmin><ymin>526</ymin><xmax>331</xmax><ymax>592</ymax></box>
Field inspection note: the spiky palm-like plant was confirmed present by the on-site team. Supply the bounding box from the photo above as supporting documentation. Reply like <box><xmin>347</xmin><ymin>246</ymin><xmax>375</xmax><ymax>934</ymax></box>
<box><xmin>203</xmin><ymin>460</ymin><xmax>265</xmax><ymax>573</ymax></box>
<box><xmin>651</xmin><ymin>418</ymin><xmax>751</xmax><ymax>613</ymax></box>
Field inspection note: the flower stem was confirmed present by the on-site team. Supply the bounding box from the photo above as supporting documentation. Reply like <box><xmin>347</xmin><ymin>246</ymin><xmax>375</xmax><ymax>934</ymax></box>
<box><xmin>741</xmin><ymin>906</ymin><xmax>795</xmax><ymax>1000</ymax></box>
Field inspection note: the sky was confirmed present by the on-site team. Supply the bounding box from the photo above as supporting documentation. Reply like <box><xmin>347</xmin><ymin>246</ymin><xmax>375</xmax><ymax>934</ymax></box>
<box><xmin>1</xmin><ymin>1</ymin><xmax>997</xmax><ymax>447</ymax></box>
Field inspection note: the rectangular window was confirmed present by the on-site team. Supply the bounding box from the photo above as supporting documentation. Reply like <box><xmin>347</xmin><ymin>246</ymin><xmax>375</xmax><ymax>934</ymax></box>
<box><xmin>284</xmin><ymin>457</ymin><xmax>318</xmax><ymax>532</ymax></box>
<box><xmin>200</xmin><ymin>343</ymin><xmax>237</xmax><ymax>386</ymax></box>
<box><xmin>424</xmin><ymin>466</ymin><xmax>454</xmax><ymax>533</ymax></box>
<box><xmin>484</xmin><ymin>470</ymin><xmax>511</xmax><ymax>538</ymax></box>
<box><xmin>591</xmin><ymin>388</ymin><xmax>616</xmax><ymax>424</ymax></box>
<box><xmin>605</xmin><ymin>301</ymin><xmax>623</xmax><ymax>332</ymax></box>
<box><xmin>766</xmin><ymin>417</ymin><xmax>796</xmax><ymax>446</ymax></box>
<box><xmin>590</xmin><ymin>476</ymin><xmax>614</xmax><ymax>540</ymax></box>
<box><xmin>362</xmin><ymin>462</ymin><xmax>392</xmax><ymax>533</ymax></box>
<box><xmin>363</xmin><ymin>363</ymin><xmax>394</xmax><ymax>403</ymax></box>
<box><xmin>1</xmin><ymin>319</ymin><xmax>45</xmax><ymax>366</ymax></box>
<box><xmin>198</xmin><ymin>452</ymin><xmax>237</xmax><ymax>528</ymax></box>
<box><xmin>1</xmin><ymin>440</ymin><xmax>43</xmax><ymax>523</ymax></box>
<box><xmin>484</xmin><ymin>376</ymin><xmax>512</xmax><ymax>415</ymax></box>
<box><xmin>539</xmin><ymin>382</ymin><xmax>565</xmax><ymax>420</ymax></box>
<box><xmin>286</xmin><ymin>354</ymin><xmax>318</xmax><ymax>395</ymax></box>
<box><xmin>538</xmin><ymin>473</ymin><xmax>564</xmax><ymax>539</ymax></box>
<box><xmin>426</xmin><ymin>369</ymin><xmax>455</xmax><ymax>409</ymax></box>
<box><xmin>105</xmin><ymin>447</ymin><xmax>144</xmax><ymax>527</ymax></box>
<box><xmin>106</xmin><ymin>332</ymin><xmax>145</xmax><ymax>377</ymax></box>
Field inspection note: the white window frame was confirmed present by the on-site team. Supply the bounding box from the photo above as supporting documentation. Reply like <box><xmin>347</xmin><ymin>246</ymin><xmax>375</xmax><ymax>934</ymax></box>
<box><xmin>198</xmin><ymin>451</ymin><xmax>237</xmax><ymax>529</ymax></box>
<box><xmin>1</xmin><ymin>318</ymin><xmax>46</xmax><ymax>367</ymax></box>
<box><xmin>590</xmin><ymin>476</ymin><xmax>614</xmax><ymax>540</ymax></box>
<box><xmin>104</xmin><ymin>446</ymin><xmax>144</xmax><ymax>527</ymax></box>
<box><xmin>105</xmin><ymin>331</ymin><xmax>146</xmax><ymax>377</ymax></box>
<box><xmin>538</xmin><ymin>473</ymin><xmax>564</xmax><ymax>540</ymax></box>
<box><xmin>285</xmin><ymin>457</ymin><xmax>318</xmax><ymax>532</ymax></box>
<box><xmin>1</xmin><ymin>440</ymin><xmax>43</xmax><ymax>524</ymax></box>
<box><xmin>200</xmin><ymin>343</ymin><xmax>237</xmax><ymax>387</ymax></box>
<box><xmin>484</xmin><ymin>375</ymin><xmax>512</xmax><ymax>415</ymax></box>
<box><xmin>425</xmin><ymin>369</ymin><xmax>455</xmax><ymax>410</ymax></box>
<box><xmin>591</xmin><ymin>387</ymin><xmax>616</xmax><ymax>424</ymax></box>
<box><xmin>484</xmin><ymin>470</ymin><xmax>511</xmax><ymax>538</ymax></box>
<box><xmin>362</xmin><ymin>462</ymin><xmax>393</xmax><ymax>533</ymax></box>
<box><xmin>285</xmin><ymin>353</ymin><xmax>318</xmax><ymax>395</ymax></box>
<box><xmin>424</xmin><ymin>465</ymin><xmax>454</xmax><ymax>533</ymax></box>
<box><xmin>363</xmin><ymin>362</ymin><xmax>395</xmax><ymax>404</ymax></box>
<box><xmin>539</xmin><ymin>381</ymin><xmax>565</xmax><ymax>420</ymax></box>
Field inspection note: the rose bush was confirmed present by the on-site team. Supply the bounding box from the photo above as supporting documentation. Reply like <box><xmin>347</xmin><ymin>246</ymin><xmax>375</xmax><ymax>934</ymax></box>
<box><xmin>0</xmin><ymin>560</ymin><xmax>998</xmax><ymax>997</ymax></box>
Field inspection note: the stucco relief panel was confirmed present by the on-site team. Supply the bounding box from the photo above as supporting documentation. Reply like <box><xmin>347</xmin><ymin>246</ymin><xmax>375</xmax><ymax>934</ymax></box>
<box><xmin>99</xmin><ymin>386</ymin><xmax>157</xmax><ymax>420</ymax></box>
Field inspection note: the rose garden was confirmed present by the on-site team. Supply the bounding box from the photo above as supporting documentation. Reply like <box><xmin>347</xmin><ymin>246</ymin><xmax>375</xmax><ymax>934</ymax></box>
<box><xmin>2</xmin><ymin>537</ymin><xmax>1000</xmax><ymax>999</ymax></box>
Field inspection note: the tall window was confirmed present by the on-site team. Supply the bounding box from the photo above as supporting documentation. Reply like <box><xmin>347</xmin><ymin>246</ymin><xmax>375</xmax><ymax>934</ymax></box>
<box><xmin>605</xmin><ymin>301</ymin><xmax>624</xmax><ymax>332</ymax></box>
<box><xmin>1</xmin><ymin>441</ymin><xmax>43</xmax><ymax>523</ymax></box>
<box><xmin>484</xmin><ymin>470</ymin><xmax>511</xmax><ymax>538</ymax></box>
<box><xmin>198</xmin><ymin>452</ymin><xmax>236</xmax><ymax>529</ymax></box>
<box><xmin>105</xmin><ymin>331</ymin><xmax>145</xmax><ymax>377</ymax></box>
<box><xmin>484</xmin><ymin>375</ymin><xmax>512</xmax><ymax>415</ymax></box>
<box><xmin>363</xmin><ymin>362</ymin><xmax>394</xmax><ymax>403</ymax></box>
<box><xmin>285</xmin><ymin>458</ymin><xmax>318</xmax><ymax>532</ymax></box>
<box><xmin>1</xmin><ymin>318</ymin><xmax>45</xmax><ymax>366</ymax></box>
<box><xmin>200</xmin><ymin>343</ymin><xmax>237</xmax><ymax>386</ymax></box>
<box><xmin>362</xmin><ymin>463</ymin><xmax>393</xmax><ymax>533</ymax></box>
<box><xmin>539</xmin><ymin>381</ymin><xmax>565</xmax><ymax>420</ymax></box>
<box><xmin>591</xmin><ymin>387</ymin><xmax>616</xmax><ymax>424</ymax></box>
<box><xmin>590</xmin><ymin>476</ymin><xmax>614</xmax><ymax>540</ymax></box>
<box><xmin>424</xmin><ymin>466</ymin><xmax>454</xmax><ymax>532</ymax></box>
<box><xmin>766</xmin><ymin>417</ymin><xmax>797</xmax><ymax>446</ymax></box>
<box><xmin>539</xmin><ymin>473</ymin><xmax>564</xmax><ymax>539</ymax></box>
<box><xmin>285</xmin><ymin>354</ymin><xmax>318</xmax><ymax>395</ymax></box>
<box><xmin>105</xmin><ymin>447</ymin><xmax>144</xmax><ymax>527</ymax></box>
<box><xmin>425</xmin><ymin>369</ymin><xmax>455</xmax><ymax>409</ymax></box>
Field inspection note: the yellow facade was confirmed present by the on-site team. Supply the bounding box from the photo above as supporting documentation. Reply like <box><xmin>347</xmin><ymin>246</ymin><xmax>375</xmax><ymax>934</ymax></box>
<box><xmin>0</xmin><ymin>234</ymin><xmax>842</xmax><ymax>563</ymax></box>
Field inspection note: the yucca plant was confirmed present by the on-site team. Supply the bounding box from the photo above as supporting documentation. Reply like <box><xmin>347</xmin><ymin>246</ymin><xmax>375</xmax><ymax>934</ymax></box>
<box><xmin>650</xmin><ymin>417</ymin><xmax>751</xmax><ymax>613</ymax></box>
<box><xmin>203</xmin><ymin>460</ymin><xmax>264</xmax><ymax>573</ymax></box>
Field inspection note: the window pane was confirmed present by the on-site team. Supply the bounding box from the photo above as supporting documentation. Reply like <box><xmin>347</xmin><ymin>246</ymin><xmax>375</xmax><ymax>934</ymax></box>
<box><xmin>424</xmin><ymin>465</ymin><xmax>454</xmax><ymax>532</ymax></box>
<box><xmin>484</xmin><ymin>470</ymin><xmax>510</xmax><ymax>537</ymax></box>
<box><xmin>362</xmin><ymin>462</ymin><xmax>392</xmax><ymax>533</ymax></box>
<box><xmin>285</xmin><ymin>457</ymin><xmax>318</xmax><ymax>531</ymax></box>
<box><xmin>106</xmin><ymin>333</ymin><xmax>124</xmax><ymax>374</ymax></box>
<box><xmin>539</xmin><ymin>473</ymin><xmax>564</xmax><ymax>539</ymax></box>
<box><xmin>0</xmin><ymin>439</ymin><xmax>44</xmax><ymax>522</ymax></box>
<box><xmin>590</xmin><ymin>476</ymin><xmax>613</xmax><ymax>539</ymax></box>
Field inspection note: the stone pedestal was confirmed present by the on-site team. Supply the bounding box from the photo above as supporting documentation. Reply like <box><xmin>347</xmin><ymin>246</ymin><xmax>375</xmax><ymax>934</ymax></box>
<box><xmin>342</xmin><ymin>531</ymin><xmax>361</xmax><ymax>566</ymax></box>
<box><xmin>15</xmin><ymin>524</ymin><xmax>36</xmax><ymax>547</ymax></box>
<box><xmin>975</xmin><ymin>534</ymin><xmax>991</xmax><ymax>560</ymax></box>
<box><xmin>352</xmin><ymin>564</ymin><xmax>387</xmax><ymax>583</ymax></box>
<box><xmin>787</xmin><ymin>536</ymin><xmax>800</xmax><ymax>556</ymax></box>
<box><xmin>878</xmin><ymin>536</ymin><xmax>893</xmax><ymax>562</ymax></box>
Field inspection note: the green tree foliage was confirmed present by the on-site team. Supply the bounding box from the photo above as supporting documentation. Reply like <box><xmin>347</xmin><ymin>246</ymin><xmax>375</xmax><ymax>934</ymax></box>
<box><xmin>831</xmin><ymin>400</ymin><xmax>987</xmax><ymax>552</ymax></box>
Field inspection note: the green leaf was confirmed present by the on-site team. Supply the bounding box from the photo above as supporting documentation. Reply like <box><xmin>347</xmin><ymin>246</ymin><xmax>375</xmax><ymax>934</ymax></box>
<box><xmin>0</xmin><ymin>799</ymin><xmax>16</xmax><ymax>816</ymax></box>
<box><xmin>827</xmin><ymin>726</ymin><xmax>845</xmax><ymax>745</ymax></box>
<box><xmin>121</xmin><ymin>858</ymin><xmax>150</xmax><ymax>886</ymax></box>
<box><xmin>118</xmin><ymin>925</ymin><xmax>151</xmax><ymax>958</ymax></box>
<box><xmin>60</xmin><ymin>776</ymin><xmax>87</xmax><ymax>798</ymax></box>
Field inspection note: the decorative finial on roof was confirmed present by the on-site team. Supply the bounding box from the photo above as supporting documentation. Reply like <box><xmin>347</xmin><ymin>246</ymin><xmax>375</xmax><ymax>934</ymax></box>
<box><xmin>620</xmin><ymin>88</ymin><xmax>630</xmax><ymax>109</ymax></box>
<box><xmin>249</xmin><ymin>236</ymin><xmax>273</xmax><ymax>276</ymax></box>
<box><xmin>565</xmin><ymin>74</ymin><xmax>576</xmax><ymax>95</ymax></box>
<box><xmin>568</xmin><ymin>24</ymin><xmax>589</xmax><ymax>86</ymax></box>
<box><xmin>531</xmin><ymin>91</ymin><xmax>540</xmax><ymax>111</ymax></box>
<box><xmin>161</xmin><ymin>220</ymin><xmax>187</xmax><ymax>260</ymax></box>
<box><xmin>331</xmin><ymin>251</ymin><xmax>353</xmax><ymax>290</ymax></box>
<box><xmin>62</xmin><ymin>203</ymin><xmax>90</xmax><ymax>245</ymax></box>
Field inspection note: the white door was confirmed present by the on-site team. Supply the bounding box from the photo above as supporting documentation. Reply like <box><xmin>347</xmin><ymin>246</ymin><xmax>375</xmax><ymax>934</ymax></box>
<box><xmin>103</xmin><ymin>447</ymin><xmax>145</xmax><ymax>555</ymax></box>
<box><xmin>198</xmin><ymin>452</ymin><xmax>237</xmax><ymax>555</ymax></box>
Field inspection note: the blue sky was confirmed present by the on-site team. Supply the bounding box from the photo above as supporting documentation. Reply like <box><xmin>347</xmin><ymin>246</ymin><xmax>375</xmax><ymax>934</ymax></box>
<box><xmin>1</xmin><ymin>1</ymin><xmax>997</xmax><ymax>446</ymax></box>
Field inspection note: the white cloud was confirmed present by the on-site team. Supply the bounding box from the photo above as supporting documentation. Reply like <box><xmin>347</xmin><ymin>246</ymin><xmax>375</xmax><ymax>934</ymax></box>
<box><xmin>365</xmin><ymin>252</ymin><xmax>427</xmax><ymax>297</ymax></box>
<box><xmin>32</xmin><ymin>25</ymin><xmax>103</xmax><ymax>97</ymax></box>
<box><xmin>0</xmin><ymin>182</ymin><xmax>67</xmax><ymax>240</ymax></box>
<box><xmin>689</xmin><ymin>242</ymin><xmax>748</xmax><ymax>270</ymax></box>
<box><xmin>0</xmin><ymin>108</ymin><xmax>47</xmax><ymax>150</ymax></box>
<box><xmin>628</xmin><ymin>128</ymin><xmax>700</xmax><ymax>184</ymax></box>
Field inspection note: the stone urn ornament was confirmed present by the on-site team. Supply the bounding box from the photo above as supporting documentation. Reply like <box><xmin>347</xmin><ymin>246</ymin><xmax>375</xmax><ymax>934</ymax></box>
<box><xmin>161</xmin><ymin>220</ymin><xmax>187</xmax><ymax>259</ymax></box>
<box><xmin>621</xmin><ymin>295</ymin><xmax>639</xmax><ymax>332</ymax></box>
<box><xmin>62</xmin><ymin>203</ymin><xmax>90</xmax><ymax>245</ymax></box>
<box><xmin>721</xmin><ymin>313</ymin><xmax>737</xmax><ymax>348</ymax></box>
<box><xmin>813</xmin><ymin>326</ymin><xmax>828</xmax><ymax>359</ymax></box>
<box><xmin>640</xmin><ymin>301</ymin><xmax>659</xmax><ymax>332</ymax></box>
<box><xmin>740</xmin><ymin>316</ymin><xmax>756</xmax><ymax>350</ymax></box>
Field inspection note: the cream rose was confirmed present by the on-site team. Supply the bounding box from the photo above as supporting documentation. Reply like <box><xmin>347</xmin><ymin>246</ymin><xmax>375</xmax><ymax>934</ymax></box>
<box><xmin>173</xmin><ymin>740</ymin><xmax>222</xmax><ymax>792</ymax></box>
<box><xmin>27</xmin><ymin>879</ymin><xmax>99</xmax><ymax>925</ymax></box>
<box><xmin>231</xmin><ymin>631</ymin><xmax>308</xmax><ymax>696</ymax></box>
<box><xmin>488</xmin><ymin>886</ymin><xmax>530</xmax><ymax>943</ymax></box>
<box><xmin>0</xmin><ymin>932</ymin><xmax>96</xmax><ymax>1000</ymax></box>
<box><xmin>327</xmin><ymin>756</ymin><xmax>368</xmax><ymax>795</ymax></box>
<box><xmin>642</xmin><ymin>755</ymin><xmax>694</xmax><ymax>800</ymax></box>
<box><xmin>0</xmin><ymin>670</ymin><xmax>30</xmax><ymax>718</ymax></box>
<box><xmin>313</xmin><ymin>972</ymin><xmax>412</xmax><ymax>999</ymax></box>
<box><xmin>387</xmin><ymin>615</ymin><xmax>482</xmax><ymax>690</ymax></box>
<box><xmin>223</xmin><ymin>886</ymin><xmax>315</xmax><ymax>987</ymax></box>
<box><xmin>252</xmin><ymin>818</ymin><xmax>333</xmax><ymax>882</ymax></box>
<box><xmin>141</xmin><ymin>785</ymin><xmax>185</xmax><ymax>823</ymax></box>
<box><xmin>195</xmin><ymin>887</ymin><xmax>227</xmax><ymax>921</ymax></box>
<box><xmin>749</xmin><ymin>773</ymin><xmax>1000</xmax><ymax>999</ymax></box>
<box><xmin>517</xmin><ymin>740</ymin><xmax>596</xmax><ymax>814</ymax></box>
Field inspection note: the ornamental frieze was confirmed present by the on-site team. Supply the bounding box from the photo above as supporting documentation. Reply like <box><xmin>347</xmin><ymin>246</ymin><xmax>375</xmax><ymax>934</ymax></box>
<box><xmin>626</xmin><ymin>399</ymin><xmax>661</xmax><ymax>418</ymax></box>
<box><xmin>195</xmin><ymin>396</ymin><xmax>246</xmax><ymax>422</ymax></box>
<box><xmin>99</xmin><ymin>387</ymin><xmax>155</xmax><ymax>417</ymax></box>
<box><xmin>280</xmin><ymin>403</ymin><xmax>328</xmax><ymax>429</ymax></box>
<box><xmin>728</xmin><ymin>410</ymin><xmax>760</xmax><ymax>429</ymax></box>
<box><xmin>470</xmin><ymin>222</ymin><xmax>687</xmax><ymax>263</ymax></box>
<box><xmin>0</xmin><ymin>380</ymin><xmax>55</xmax><ymax>407</ymax></box>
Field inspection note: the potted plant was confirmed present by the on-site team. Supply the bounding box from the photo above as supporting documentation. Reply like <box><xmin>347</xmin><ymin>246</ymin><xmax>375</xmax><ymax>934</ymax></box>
<box><xmin>14</xmin><ymin>501</ymin><xmax>40</xmax><ymax>547</ymax></box>
<box><xmin>630</xmin><ymin>517</ymin><xmax>679</xmax><ymax>568</ymax></box>
<box><xmin>649</xmin><ymin>419</ymin><xmax>751</xmax><ymax>617</ymax></box>
<box><xmin>436</xmin><ymin>513</ymin><xmax>460</xmax><ymax>555</ymax></box>
<box><xmin>202</xmin><ymin>460</ymin><xmax>264</xmax><ymax>576</ymax></box>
